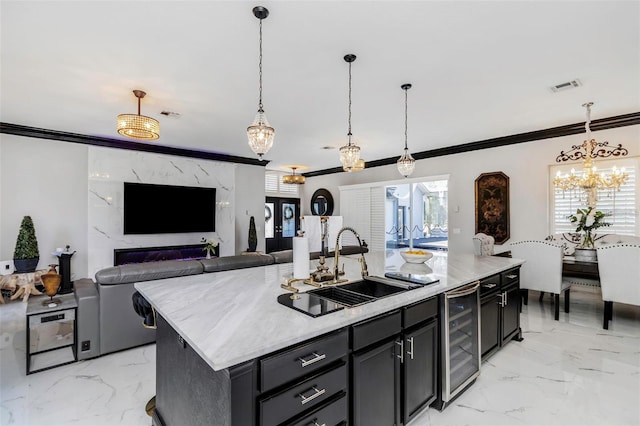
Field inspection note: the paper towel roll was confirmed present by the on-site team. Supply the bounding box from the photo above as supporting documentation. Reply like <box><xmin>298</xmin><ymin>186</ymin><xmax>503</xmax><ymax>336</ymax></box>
<box><xmin>293</xmin><ymin>236</ymin><xmax>310</xmax><ymax>279</ymax></box>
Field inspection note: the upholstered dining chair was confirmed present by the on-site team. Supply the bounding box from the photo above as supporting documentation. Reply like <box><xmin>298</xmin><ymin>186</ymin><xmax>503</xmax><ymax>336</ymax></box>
<box><xmin>511</xmin><ymin>240</ymin><xmax>572</xmax><ymax>321</ymax></box>
<box><xmin>596</xmin><ymin>244</ymin><xmax>640</xmax><ymax>330</ymax></box>
<box><xmin>472</xmin><ymin>233</ymin><xmax>495</xmax><ymax>256</ymax></box>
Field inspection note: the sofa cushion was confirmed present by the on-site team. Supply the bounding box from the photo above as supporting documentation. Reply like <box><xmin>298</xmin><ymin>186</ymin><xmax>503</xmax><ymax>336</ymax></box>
<box><xmin>201</xmin><ymin>254</ymin><xmax>274</xmax><ymax>272</ymax></box>
<box><xmin>95</xmin><ymin>260</ymin><xmax>204</xmax><ymax>285</ymax></box>
<box><xmin>270</xmin><ymin>250</ymin><xmax>293</xmax><ymax>264</ymax></box>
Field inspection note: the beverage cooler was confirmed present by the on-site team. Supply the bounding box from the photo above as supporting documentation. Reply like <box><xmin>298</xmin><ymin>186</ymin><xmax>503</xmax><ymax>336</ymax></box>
<box><xmin>434</xmin><ymin>280</ymin><xmax>481</xmax><ymax>410</ymax></box>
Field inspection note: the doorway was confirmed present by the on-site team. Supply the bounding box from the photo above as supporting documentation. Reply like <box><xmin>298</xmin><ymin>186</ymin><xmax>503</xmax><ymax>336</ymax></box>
<box><xmin>265</xmin><ymin>197</ymin><xmax>301</xmax><ymax>253</ymax></box>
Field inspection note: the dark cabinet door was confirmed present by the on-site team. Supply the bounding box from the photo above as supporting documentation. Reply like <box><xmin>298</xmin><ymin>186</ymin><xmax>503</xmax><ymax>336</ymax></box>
<box><xmin>501</xmin><ymin>283</ymin><xmax>520</xmax><ymax>343</ymax></box>
<box><xmin>403</xmin><ymin>319</ymin><xmax>437</xmax><ymax>424</ymax></box>
<box><xmin>480</xmin><ymin>293</ymin><xmax>500</xmax><ymax>359</ymax></box>
<box><xmin>352</xmin><ymin>339</ymin><xmax>401</xmax><ymax>426</ymax></box>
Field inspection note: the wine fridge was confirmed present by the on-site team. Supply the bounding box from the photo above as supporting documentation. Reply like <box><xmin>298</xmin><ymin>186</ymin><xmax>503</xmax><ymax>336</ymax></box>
<box><xmin>435</xmin><ymin>280</ymin><xmax>481</xmax><ymax>409</ymax></box>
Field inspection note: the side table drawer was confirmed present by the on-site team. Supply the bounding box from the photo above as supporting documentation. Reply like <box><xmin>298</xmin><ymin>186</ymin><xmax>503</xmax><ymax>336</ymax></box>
<box><xmin>260</xmin><ymin>328</ymin><xmax>348</xmax><ymax>392</ymax></box>
<box><xmin>28</xmin><ymin>308</ymin><xmax>75</xmax><ymax>353</ymax></box>
<box><xmin>260</xmin><ymin>363</ymin><xmax>347</xmax><ymax>426</ymax></box>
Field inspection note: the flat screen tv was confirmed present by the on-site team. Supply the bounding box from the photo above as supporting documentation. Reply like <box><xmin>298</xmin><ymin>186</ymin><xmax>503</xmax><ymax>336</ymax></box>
<box><xmin>124</xmin><ymin>182</ymin><xmax>215</xmax><ymax>234</ymax></box>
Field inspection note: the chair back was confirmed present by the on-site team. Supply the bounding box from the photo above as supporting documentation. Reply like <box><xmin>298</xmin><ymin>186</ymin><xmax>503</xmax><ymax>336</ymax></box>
<box><xmin>510</xmin><ymin>240</ymin><xmax>563</xmax><ymax>293</ymax></box>
<box><xmin>596</xmin><ymin>244</ymin><xmax>640</xmax><ymax>306</ymax></box>
<box><xmin>472</xmin><ymin>233</ymin><xmax>495</xmax><ymax>256</ymax></box>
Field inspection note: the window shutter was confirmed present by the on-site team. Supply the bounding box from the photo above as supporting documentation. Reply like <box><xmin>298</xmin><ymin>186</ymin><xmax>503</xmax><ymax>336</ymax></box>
<box><xmin>265</xmin><ymin>171</ymin><xmax>299</xmax><ymax>196</ymax></box>
<box><xmin>550</xmin><ymin>157</ymin><xmax>638</xmax><ymax>235</ymax></box>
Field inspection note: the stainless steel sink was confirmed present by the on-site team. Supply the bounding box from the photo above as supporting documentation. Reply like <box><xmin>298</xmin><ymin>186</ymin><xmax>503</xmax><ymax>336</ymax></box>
<box><xmin>308</xmin><ymin>276</ymin><xmax>414</xmax><ymax>307</ymax></box>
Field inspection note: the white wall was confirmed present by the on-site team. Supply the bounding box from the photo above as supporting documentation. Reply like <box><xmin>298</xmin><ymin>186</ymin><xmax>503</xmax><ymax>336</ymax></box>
<box><xmin>303</xmin><ymin>125</ymin><xmax>640</xmax><ymax>254</ymax></box>
<box><xmin>234</xmin><ymin>164</ymin><xmax>266</xmax><ymax>253</ymax></box>
<box><xmin>0</xmin><ymin>135</ymin><xmax>267</xmax><ymax>278</ymax></box>
<box><xmin>0</xmin><ymin>135</ymin><xmax>89</xmax><ymax>279</ymax></box>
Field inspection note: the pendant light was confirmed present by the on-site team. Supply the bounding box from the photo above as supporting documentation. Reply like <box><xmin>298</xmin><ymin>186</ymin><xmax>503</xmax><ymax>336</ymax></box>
<box><xmin>247</xmin><ymin>6</ymin><xmax>274</xmax><ymax>160</ymax></box>
<box><xmin>117</xmin><ymin>90</ymin><xmax>160</xmax><ymax>140</ymax></box>
<box><xmin>339</xmin><ymin>54</ymin><xmax>361</xmax><ymax>172</ymax></box>
<box><xmin>397</xmin><ymin>83</ymin><xmax>415</xmax><ymax>177</ymax></box>
<box><xmin>282</xmin><ymin>166</ymin><xmax>306</xmax><ymax>185</ymax></box>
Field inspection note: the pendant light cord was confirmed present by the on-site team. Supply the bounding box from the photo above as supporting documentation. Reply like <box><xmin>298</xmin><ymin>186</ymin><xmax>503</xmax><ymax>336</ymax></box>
<box><xmin>404</xmin><ymin>87</ymin><xmax>408</xmax><ymax>151</ymax></box>
<box><xmin>258</xmin><ymin>17</ymin><xmax>264</xmax><ymax>112</ymax></box>
<box><xmin>347</xmin><ymin>61</ymin><xmax>352</xmax><ymax>145</ymax></box>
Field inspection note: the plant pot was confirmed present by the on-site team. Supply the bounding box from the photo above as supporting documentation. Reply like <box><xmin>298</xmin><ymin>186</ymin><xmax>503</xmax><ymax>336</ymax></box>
<box><xmin>14</xmin><ymin>257</ymin><xmax>39</xmax><ymax>273</ymax></box>
<box><xmin>574</xmin><ymin>248</ymin><xmax>597</xmax><ymax>262</ymax></box>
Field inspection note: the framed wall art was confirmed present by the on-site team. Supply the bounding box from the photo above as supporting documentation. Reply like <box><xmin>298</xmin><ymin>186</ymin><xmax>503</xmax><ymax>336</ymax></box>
<box><xmin>475</xmin><ymin>171</ymin><xmax>510</xmax><ymax>244</ymax></box>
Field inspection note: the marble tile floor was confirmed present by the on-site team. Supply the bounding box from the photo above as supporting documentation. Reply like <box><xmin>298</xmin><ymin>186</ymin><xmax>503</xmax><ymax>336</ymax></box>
<box><xmin>1</xmin><ymin>285</ymin><xmax>638</xmax><ymax>426</ymax></box>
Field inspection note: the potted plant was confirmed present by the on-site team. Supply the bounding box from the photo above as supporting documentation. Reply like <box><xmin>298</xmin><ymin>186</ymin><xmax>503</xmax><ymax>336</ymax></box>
<box><xmin>13</xmin><ymin>215</ymin><xmax>40</xmax><ymax>273</ymax></box>
<box><xmin>247</xmin><ymin>216</ymin><xmax>258</xmax><ymax>252</ymax></box>
<box><xmin>568</xmin><ymin>207</ymin><xmax>611</xmax><ymax>261</ymax></box>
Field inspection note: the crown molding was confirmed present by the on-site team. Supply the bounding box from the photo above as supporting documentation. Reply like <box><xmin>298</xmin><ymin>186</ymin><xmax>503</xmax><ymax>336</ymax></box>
<box><xmin>0</xmin><ymin>123</ymin><xmax>270</xmax><ymax>167</ymax></box>
<box><xmin>303</xmin><ymin>111</ymin><xmax>640</xmax><ymax>178</ymax></box>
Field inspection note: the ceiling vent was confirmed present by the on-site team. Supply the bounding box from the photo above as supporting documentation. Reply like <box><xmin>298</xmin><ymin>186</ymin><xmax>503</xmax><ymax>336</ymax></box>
<box><xmin>549</xmin><ymin>79</ymin><xmax>582</xmax><ymax>93</ymax></box>
<box><xmin>160</xmin><ymin>111</ymin><xmax>181</xmax><ymax>118</ymax></box>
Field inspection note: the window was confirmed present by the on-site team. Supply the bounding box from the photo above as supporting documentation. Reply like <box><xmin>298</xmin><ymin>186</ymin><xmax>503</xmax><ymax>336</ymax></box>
<box><xmin>385</xmin><ymin>180</ymin><xmax>449</xmax><ymax>250</ymax></box>
<box><xmin>550</xmin><ymin>156</ymin><xmax>638</xmax><ymax>235</ymax></box>
<box><xmin>265</xmin><ymin>171</ymin><xmax>299</xmax><ymax>196</ymax></box>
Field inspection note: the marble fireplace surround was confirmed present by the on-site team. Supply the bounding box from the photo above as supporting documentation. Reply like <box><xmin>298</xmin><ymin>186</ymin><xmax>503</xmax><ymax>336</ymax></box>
<box><xmin>88</xmin><ymin>147</ymin><xmax>235</xmax><ymax>276</ymax></box>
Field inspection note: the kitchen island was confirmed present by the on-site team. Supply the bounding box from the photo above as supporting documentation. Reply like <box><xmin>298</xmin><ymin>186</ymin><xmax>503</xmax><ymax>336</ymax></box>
<box><xmin>136</xmin><ymin>250</ymin><xmax>524</xmax><ymax>425</ymax></box>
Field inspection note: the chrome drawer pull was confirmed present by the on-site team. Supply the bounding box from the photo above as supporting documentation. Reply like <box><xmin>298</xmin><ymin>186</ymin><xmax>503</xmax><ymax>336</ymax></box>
<box><xmin>299</xmin><ymin>352</ymin><xmax>326</xmax><ymax>367</ymax></box>
<box><xmin>396</xmin><ymin>340</ymin><xmax>404</xmax><ymax>363</ymax></box>
<box><xmin>299</xmin><ymin>386</ymin><xmax>326</xmax><ymax>405</ymax></box>
<box><xmin>482</xmin><ymin>283</ymin><xmax>497</xmax><ymax>289</ymax></box>
<box><xmin>406</xmin><ymin>337</ymin><xmax>415</xmax><ymax>360</ymax></box>
<box><xmin>506</xmin><ymin>274</ymin><xmax>518</xmax><ymax>279</ymax></box>
<box><xmin>306</xmin><ymin>420</ymin><xmax>326</xmax><ymax>426</ymax></box>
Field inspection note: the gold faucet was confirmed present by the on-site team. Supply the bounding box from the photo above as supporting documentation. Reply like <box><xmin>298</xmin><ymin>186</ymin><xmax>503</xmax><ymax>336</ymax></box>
<box><xmin>333</xmin><ymin>227</ymin><xmax>369</xmax><ymax>284</ymax></box>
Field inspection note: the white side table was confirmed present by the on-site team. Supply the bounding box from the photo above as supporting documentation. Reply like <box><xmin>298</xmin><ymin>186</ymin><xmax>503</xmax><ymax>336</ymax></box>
<box><xmin>26</xmin><ymin>294</ymin><xmax>77</xmax><ymax>374</ymax></box>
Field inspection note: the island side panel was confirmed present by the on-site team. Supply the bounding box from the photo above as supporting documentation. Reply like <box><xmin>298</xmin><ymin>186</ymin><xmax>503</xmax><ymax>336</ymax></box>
<box><xmin>154</xmin><ymin>315</ymin><xmax>234</xmax><ymax>426</ymax></box>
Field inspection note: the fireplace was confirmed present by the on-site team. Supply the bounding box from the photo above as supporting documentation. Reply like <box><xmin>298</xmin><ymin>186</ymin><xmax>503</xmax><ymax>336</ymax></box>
<box><xmin>114</xmin><ymin>243</ymin><xmax>218</xmax><ymax>266</ymax></box>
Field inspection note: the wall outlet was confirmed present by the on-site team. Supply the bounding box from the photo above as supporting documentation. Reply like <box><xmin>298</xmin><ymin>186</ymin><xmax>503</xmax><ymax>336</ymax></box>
<box><xmin>0</xmin><ymin>261</ymin><xmax>14</xmax><ymax>276</ymax></box>
<box><xmin>453</xmin><ymin>228</ymin><xmax>461</xmax><ymax>235</ymax></box>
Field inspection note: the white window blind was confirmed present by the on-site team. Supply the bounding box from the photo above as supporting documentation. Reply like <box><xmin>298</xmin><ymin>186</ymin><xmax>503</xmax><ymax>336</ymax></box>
<box><xmin>550</xmin><ymin>156</ymin><xmax>638</xmax><ymax>235</ymax></box>
<box><xmin>265</xmin><ymin>171</ymin><xmax>299</xmax><ymax>196</ymax></box>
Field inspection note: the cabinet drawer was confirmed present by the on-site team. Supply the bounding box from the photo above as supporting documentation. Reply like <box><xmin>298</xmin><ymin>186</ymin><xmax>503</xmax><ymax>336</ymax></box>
<box><xmin>403</xmin><ymin>297</ymin><xmax>437</xmax><ymax>329</ymax></box>
<box><xmin>290</xmin><ymin>392</ymin><xmax>347</xmax><ymax>426</ymax></box>
<box><xmin>351</xmin><ymin>310</ymin><xmax>402</xmax><ymax>352</ymax></box>
<box><xmin>260</xmin><ymin>363</ymin><xmax>347</xmax><ymax>426</ymax></box>
<box><xmin>501</xmin><ymin>268</ymin><xmax>520</xmax><ymax>286</ymax></box>
<box><xmin>479</xmin><ymin>274</ymin><xmax>500</xmax><ymax>296</ymax></box>
<box><xmin>260</xmin><ymin>329</ymin><xmax>348</xmax><ymax>392</ymax></box>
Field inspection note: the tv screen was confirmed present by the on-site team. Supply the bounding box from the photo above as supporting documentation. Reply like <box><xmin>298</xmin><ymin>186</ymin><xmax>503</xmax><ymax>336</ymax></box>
<box><xmin>124</xmin><ymin>182</ymin><xmax>216</xmax><ymax>234</ymax></box>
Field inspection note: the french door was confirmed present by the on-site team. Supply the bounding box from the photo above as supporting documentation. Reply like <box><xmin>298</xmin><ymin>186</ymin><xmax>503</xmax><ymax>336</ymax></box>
<box><xmin>265</xmin><ymin>197</ymin><xmax>300</xmax><ymax>253</ymax></box>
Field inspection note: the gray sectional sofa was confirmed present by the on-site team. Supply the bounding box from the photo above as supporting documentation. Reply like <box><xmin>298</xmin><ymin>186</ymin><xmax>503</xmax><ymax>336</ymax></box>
<box><xmin>74</xmin><ymin>247</ymin><xmax>366</xmax><ymax>360</ymax></box>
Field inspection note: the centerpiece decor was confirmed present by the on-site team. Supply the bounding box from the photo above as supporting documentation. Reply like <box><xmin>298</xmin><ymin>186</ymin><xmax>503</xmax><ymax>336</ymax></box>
<box><xmin>201</xmin><ymin>237</ymin><xmax>219</xmax><ymax>259</ymax></box>
<box><xmin>568</xmin><ymin>206</ymin><xmax>611</xmax><ymax>261</ymax></box>
<box><xmin>13</xmin><ymin>215</ymin><xmax>40</xmax><ymax>273</ymax></box>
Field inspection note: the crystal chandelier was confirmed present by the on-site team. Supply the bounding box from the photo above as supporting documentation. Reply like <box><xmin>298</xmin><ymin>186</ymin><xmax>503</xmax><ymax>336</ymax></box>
<box><xmin>282</xmin><ymin>167</ymin><xmax>305</xmax><ymax>185</ymax></box>
<box><xmin>553</xmin><ymin>102</ymin><xmax>629</xmax><ymax>207</ymax></box>
<box><xmin>247</xmin><ymin>6</ymin><xmax>274</xmax><ymax>160</ymax></box>
<box><xmin>117</xmin><ymin>90</ymin><xmax>160</xmax><ymax>140</ymax></box>
<box><xmin>397</xmin><ymin>83</ymin><xmax>415</xmax><ymax>177</ymax></box>
<box><xmin>339</xmin><ymin>54</ymin><xmax>361</xmax><ymax>172</ymax></box>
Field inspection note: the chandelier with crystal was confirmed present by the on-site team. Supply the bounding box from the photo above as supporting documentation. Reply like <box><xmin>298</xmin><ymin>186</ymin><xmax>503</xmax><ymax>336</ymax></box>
<box><xmin>247</xmin><ymin>6</ymin><xmax>274</xmax><ymax>160</ymax></box>
<box><xmin>117</xmin><ymin>90</ymin><xmax>160</xmax><ymax>140</ymax></box>
<box><xmin>339</xmin><ymin>54</ymin><xmax>362</xmax><ymax>172</ymax></box>
<box><xmin>553</xmin><ymin>102</ymin><xmax>629</xmax><ymax>207</ymax></box>
<box><xmin>397</xmin><ymin>83</ymin><xmax>415</xmax><ymax>177</ymax></box>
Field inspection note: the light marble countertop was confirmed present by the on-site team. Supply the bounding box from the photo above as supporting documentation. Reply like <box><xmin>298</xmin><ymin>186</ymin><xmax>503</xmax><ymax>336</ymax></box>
<box><xmin>136</xmin><ymin>250</ymin><xmax>524</xmax><ymax>371</ymax></box>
